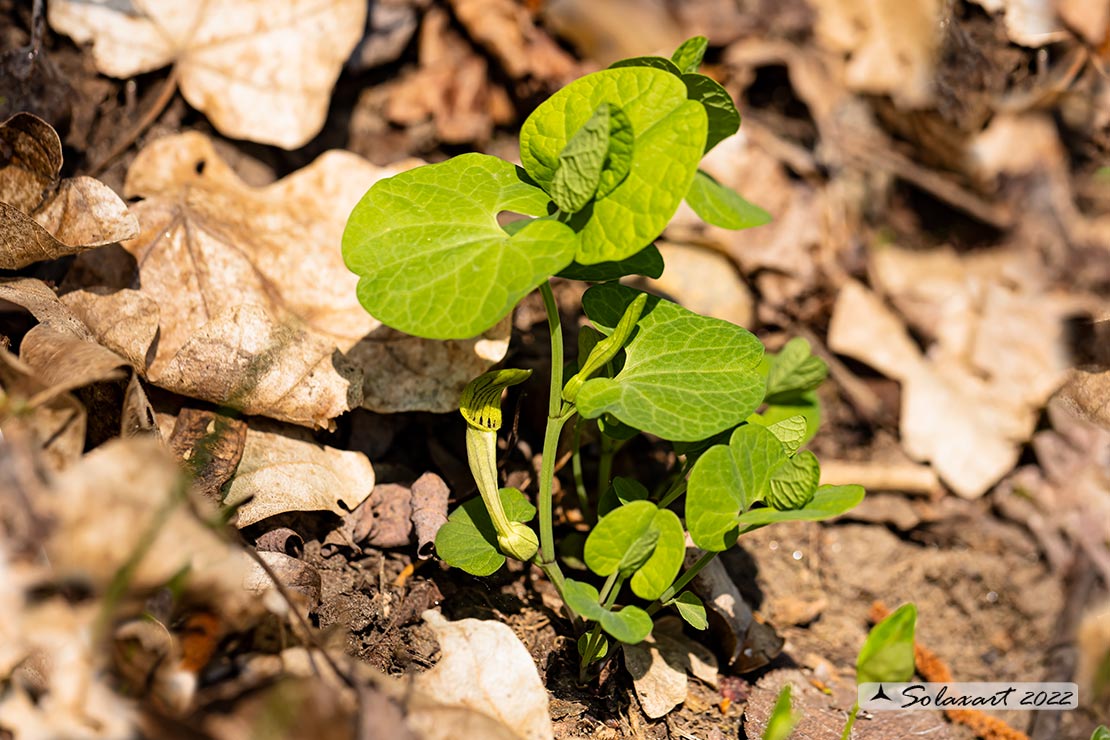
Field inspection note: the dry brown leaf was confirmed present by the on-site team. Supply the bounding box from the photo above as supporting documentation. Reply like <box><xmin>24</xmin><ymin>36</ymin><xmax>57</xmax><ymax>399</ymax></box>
<box><xmin>416</xmin><ymin>610</ymin><xmax>554</xmax><ymax>740</ymax></box>
<box><xmin>167</xmin><ymin>408</ymin><xmax>248</xmax><ymax>503</ymax></box>
<box><xmin>0</xmin><ymin>277</ymin><xmax>96</xmax><ymax>341</ymax></box>
<box><xmin>812</xmin><ymin>0</ymin><xmax>942</xmax><ymax>107</ymax></box>
<box><xmin>47</xmin><ymin>0</ymin><xmax>366</xmax><ymax>149</ymax></box>
<box><xmin>0</xmin><ymin>346</ymin><xmax>85</xmax><ymax>471</ymax></box>
<box><xmin>45</xmin><ymin>437</ymin><xmax>257</xmax><ymax>614</ymax></box>
<box><xmin>448</xmin><ymin>0</ymin><xmax>578</xmax><ymax>83</ymax></box>
<box><xmin>1057</xmin><ymin>0</ymin><xmax>1110</xmax><ymax>43</ymax></box>
<box><xmin>828</xmin><ymin>271</ymin><xmax>1069</xmax><ymax>498</ymax></box>
<box><xmin>224</xmin><ymin>421</ymin><xmax>375</xmax><ymax>528</ymax></box>
<box><xmin>542</xmin><ymin>0</ymin><xmax>686</xmax><ymax>65</ymax></box>
<box><xmin>0</xmin><ymin>113</ymin><xmax>137</xmax><ymax>269</ymax></box>
<box><xmin>69</xmin><ymin>132</ymin><xmax>507</xmax><ymax>424</ymax></box>
<box><xmin>623</xmin><ymin>617</ymin><xmax>718</xmax><ymax>719</ymax></box>
<box><xmin>386</xmin><ymin>8</ymin><xmax>516</xmax><ymax>144</ymax></box>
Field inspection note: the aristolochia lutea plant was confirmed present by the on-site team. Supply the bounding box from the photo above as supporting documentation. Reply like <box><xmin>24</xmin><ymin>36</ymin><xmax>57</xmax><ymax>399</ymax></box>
<box><xmin>342</xmin><ymin>36</ymin><xmax>864</xmax><ymax>678</ymax></box>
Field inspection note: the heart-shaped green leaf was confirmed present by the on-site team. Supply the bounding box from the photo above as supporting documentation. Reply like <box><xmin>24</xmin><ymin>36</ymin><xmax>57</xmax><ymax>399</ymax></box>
<box><xmin>686</xmin><ymin>424</ymin><xmax>786</xmax><ymax>551</ymax></box>
<box><xmin>670</xmin><ymin>591</ymin><xmax>708</xmax><ymax>630</ymax></box>
<box><xmin>584</xmin><ymin>500</ymin><xmax>659</xmax><ymax>576</ymax></box>
<box><xmin>686</xmin><ymin>169</ymin><xmax>770</xmax><ymax>229</ymax></box>
<box><xmin>597</xmin><ymin>476</ymin><xmax>649</xmax><ymax>518</ymax></box>
<box><xmin>671</xmin><ymin>36</ymin><xmax>708</xmax><ymax>74</ymax></box>
<box><xmin>434</xmin><ymin>487</ymin><xmax>536</xmax><ymax>576</ymax></box>
<box><xmin>751</xmin><ymin>390</ymin><xmax>821</xmax><ymax>446</ymax></box>
<box><xmin>629</xmin><ymin>508</ymin><xmax>684</xmax><ymax>600</ymax></box>
<box><xmin>563</xmin><ymin>579</ymin><xmax>653</xmax><ymax>644</ymax></box>
<box><xmin>557</xmin><ymin>243</ymin><xmax>664</xmax><ymax>281</ymax></box>
<box><xmin>681</xmin><ymin>77</ymin><xmax>741</xmax><ymax>153</ymax></box>
<box><xmin>520</xmin><ymin>67</ymin><xmax>706</xmax><ymax>264</ymax></box>
<box><xmin>857</xmin><ymin>603</ymin><xmax>917</xmax><ymax>684</ymax></box>
<box><xmin>578</xmin><ymin>284</ymin><xmax>765</xmax><ymax>442</ymax></box>
<box><xmin>766</xmin><ymin>450</ymin><xmax>820</xmax><ymax>510</ymax></box>
<box><xmin>737</xmin><ymin>484</ymin><xmax>865</xmax><ymax>530</ymax></box>
<box><xmin>342</xmin><ymin>153</ymin><xmax>577</xmax><ymax>339</ymax></box>
<box><xmin>765</xmin><ymin>337</ymin><xmax>828</xmax><ymax>402</ymax></box>
<box><xmin>608</xmin><ymin>56</ymin><xmax>682</xmax><ymax>75</ymax></box>
<box><xmin>550</xmin><ymin>103</ymin><xmax>634</xmax><ymax>213</ymax></box>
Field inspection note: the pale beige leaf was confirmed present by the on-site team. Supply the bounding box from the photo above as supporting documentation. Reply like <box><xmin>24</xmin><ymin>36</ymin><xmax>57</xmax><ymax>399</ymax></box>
<box><xmin>623</xmin><ymin>618</ymin><xmax>719</xmax><ymax>719</ymax></box>
<box><xmin>19</xmin><ymin>325</ymin><xmax>129</xmax><ymax>395</ymax></box>
<box><xmin>72</xmin><ymin>132</ymin><xmax>506</xmax><ymax>421</ymax></box>
<box><xmin>45</xmin><ymin>437</ymin><xmax>259</xmax><ymax>622</ymax></box>
<box><xmin>966</xmin><ymin>0</ymin><xmax>1068</xmax><ymax>46</ymax></box>
<box><xmin>224</xmin><ymin>421</ymin><xmax>375</xmax><ymax>528</ymax></box>
<box><xmin>48</xmin><ymin>0</ymin><xmax>368</xmax><ymax>149</ymax></box>
<box><xmin>153</xmin><ymin>304</ymin><xmax>362</xmax><ymax>429</ymax></box>
<box><xmin>0</xmin><ymin>348</ymin><xmax>85</xmax><ymax>471</ymax></box>
<box><xmin>416</xmin><ymin>611</ymin><xmax>554</xmax><ymax>740</ymax></box>
<box><xmin>812</xmin><ymin>0</ymin><xmax>943</xmax><ymax>106</ymax></box>
<box><xmin>0</xmin><ymin>113</ymin><xmax>137</xmax><ymax>269</ymax></box>
<box><xmin>61</xmin><ymin>288</ymin><xmax>159</xmax><ymax>370</ymax></box>
<box><xmin>0</xmin><ymin>277</ymin><xmax>95</xmax><ymax>340</ymax></box>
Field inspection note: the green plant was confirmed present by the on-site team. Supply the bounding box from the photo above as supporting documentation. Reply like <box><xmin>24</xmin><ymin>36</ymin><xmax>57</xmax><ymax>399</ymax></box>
<box><xmin>764</xmin><ymin>684</ymin><xmax>801</xmax><ymax>740</ymax></box>
<box><xmin>342</xmin><ymin>37</ymin><xmax>864</xmax><ymax>680</ymax></box>
<box><xmin>842</xmin><ymin>603</ymin><xmax>917</xmax><ymax>739</ymax></box>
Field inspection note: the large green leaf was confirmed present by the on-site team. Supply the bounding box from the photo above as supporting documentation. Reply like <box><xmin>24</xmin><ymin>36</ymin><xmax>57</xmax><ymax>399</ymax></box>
<box><xmin>686</xmin><ymin>425</ymin><xmax>785</xmax><ymax>551</ymax></box>
<box><xmin>681</xmin><ymin>77</ymin><xmax>741</xmax><ymax>153</ymax></box>
<box><xmin>520</xmin><ymin>68</ymin><xmax>707</xmax><ymax>264</ymax></box>
<box><xmin>857</xmin><ymin>603</ymin><xmax>917</xmax><ymax>685</ymax></box>
<box><xmin>584</xmin><ymin>500</ymin><xmax>659</xmax><ymax>576</ymax></box>
<box><xmin>737</xmin><ymin>484</ymin><xmax>865</xmax><ymax>530</ymax></box>
<box><xmin>342</xmin><ymin>153</ymin><xmax>577</xmax><ymax>339</ymax></box>
<box><xmin>434</xmin><ymin>488</ymin><xmax>536</xmax><ymax>576</ymax></box>
<box><xmin>563</xmin><ymin>579</ymin><xmax>653</xmax><ymax>644</ymax></box>
<box><xmin>597</xmin><ymin>476</ymin><xmax>649</xmax><ymax>518</ymax></box>
<box><xmin>686</xmin><ymin>170</ymin><xmax>770</xmax><ymax>230</ymax></box>
<box><xmin>578</xmin><ymin>284</ymin><xmax>765</xmax><ymax>442</ymax></box>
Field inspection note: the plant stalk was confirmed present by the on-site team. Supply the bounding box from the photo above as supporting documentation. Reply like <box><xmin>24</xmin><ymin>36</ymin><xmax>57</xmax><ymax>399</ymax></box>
<box><xmin>841</xmin><ymin>702</ymin><xmax>860</xmax><ymax>739</ymax></box>
<box><xmin>536</xmin><ymin>281</ymin><xmax>570</xmax><ymax>594</ymax></box>
<box><xmin>649</xmin><ymin>549</ymin><xmax>717</xmax><ymax>615</ymax></box>
<box><xmin>571</xmin><ymin>419</ymin><xmax>593</xmax><ymax>522</ymax></box>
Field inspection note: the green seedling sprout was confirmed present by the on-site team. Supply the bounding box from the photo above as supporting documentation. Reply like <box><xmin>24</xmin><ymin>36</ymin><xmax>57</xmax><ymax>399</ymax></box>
<box><xmin>842</xmin><ymin>602</ymin><xmax>917</xmax><ymax>738</ymax></box>
<box><xmin>342</xmin><ymin>36</ymin><xmax>865</xmax><ymax>682</ymax></box>
<box><xmin>764</xmin><ymin>684</ymin><xmax>801</xmax><ymax>740</ymax></box>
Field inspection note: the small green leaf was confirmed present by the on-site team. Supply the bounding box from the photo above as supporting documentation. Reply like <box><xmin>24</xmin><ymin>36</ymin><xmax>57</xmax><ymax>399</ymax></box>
<box><xmin>751</xmin><ymin>392</ymin><xmax>821</xmax><ymax>446</ymax></box>
<box><xmin>737</xmin><ymin>484</ymin><xmax>865</xmax><ymax>530</ymax></box>
<box><xmin>629</xmin><ymin>508</ymin><xmax>685</xmax><ymax>600</ymax></box>
<box><xmin>670</xmin><ymin>592</ymin><xmax>708</xmax><ymax>630</ymax></box>
<box><xmin>766</xmin><ymin>450</ymin><xmax>820</xmax><ymax>511</ymax></box>
<box><xmin>564</xmin><ymin>292</ymin><xmax>647</xmax><ymax>402</ymax></box>
<box><xmin>671</xmin><ymin>36</ymin><xmax>708</xmax><ymax>74</ymax></box>
<box><xmin>579</xmin><ymin>284</ymin><xmax>765</xmax><ymax>442</ymax></box>
<box><xmin>434</xmin><ymin>488</ymin><xmax>537</xmax><ymax>576</ymax></box>
<box><xmin>598</xmin><ymin>105</ymin><xmax>634</xmax><ymax>199</ymax></box>
<box><xmin>763</xmin><ymin>684</ymin><xmax>800</xmax><ymax>740</ymax></box>
<box><xmin>682</xmin><ymin>76</ymin><xmax>741</xmax><ymax>153</ymax></box>
<box><xmin>520</xmin><ymin>67</ymin><xmax>706</xmax><ymax>264</ymax></box>
<box><xmin>343</xmin><ymin>153</ymin><xmax>577</xmax><ymax>339</ymax></box>
<box><xmin>766</xmin><ymin>414</ymin><xmax>807</xmax><ymax>456</ymax></box>
<box><xmin>598</xmin><ymin>413</ymin><xmax>639</xmax><ymax>440</ymax></box>
<box><xmin>766</xmin><ymin>338</ymin><xmax>828</xmax><ymax>403</ymax></box>
<box><xmin>557</xmin><ymin>243</ymin><xmax>665</xmax><ymax>281</ymax></box>
<box><xmin>459</xmin><ymin>368</ymin><xmax>532</xmax><ymax>432</ymax></box>
<box><xmin>1091</xmin><ymin>726</ymin><xmax>1110</xmax><ymax>740</ymax></box>
<box><xmin>857</xmin><ymin>603</ymin><xmax>917</xmax><ymax>685</ymax></box>
<box><xmin>563</xmin><ymin>579</ymin><xmax>653</xmax><ymax>643</ymax></box>
<box><xmin>686</xmin><ymin>169</ymin><xmax>771</xmax><ymax>230</ymax></box>
<box><xmin>598</xmin><ymin>476</ymin><xmax>649</xmax><ymax>518</ymax></box>
<box><xmin>584</xmin><ymin>500</ymin><xmax>659</xmax><ymax>576</ymax></box>
<box><xmin>551</xmin><ymin>103</ymin><xmax>611</xmax><ymax>213</ymax></box>
<box><xmin>609</xmin><ymin>56</ymin><xmax>682</xmax><ymax>75</ymax></box>
<box><xmin>686</xmin><ymin>425</ymin><xmax>785</xmax><ymax>551</ymax></box>
<box><xmin>577</xmin><ymin>633</ymin><xmax>609</xmax><ymax>661</ymax></box>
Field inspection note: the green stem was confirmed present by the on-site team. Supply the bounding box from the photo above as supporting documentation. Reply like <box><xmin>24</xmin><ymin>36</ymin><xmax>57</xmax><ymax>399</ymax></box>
<box><xmin>579</xmin><ymin>572</ymin><xmax>624</xmax><ymax>679</ymax></box>
<box><xmin>536</xmin><ymin>280</ymin><xmax>570</xmax><ymax>594</ymax></box>
<box><xmin>657</xmin><ymin>477</ymin><xmax>688</xmax><ymax>510</ymax></box>
<box><xmin>649</xmin><ymin>549</ymin><xmax>717</xmax><ymax>615</ymax></box>
<box><xmin>841</xmin><ymin>702</ymin><xmax>860</xmax><ymax>739</ymax></box>
<box><xmin>597</xmin><ymin>433</ymin><xmax>617</xmax><ymax>493</ymax></box>
<box><xmin>571</xmin><ymin>419</ymin><xmax>593</xmax><ymax>522</ymax></box>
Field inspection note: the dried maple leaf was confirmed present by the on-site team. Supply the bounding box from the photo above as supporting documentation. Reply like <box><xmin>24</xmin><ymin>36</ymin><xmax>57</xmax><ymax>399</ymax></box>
<box><xmin>47</xmin><ymin>0</ymin><xmax>366</xmax><ymax>149</ymax></box>
<box><xmin>70</xmin><ymin>132</ymin><xmax>509</xmax><ymax>424</ymax></box>
<box><xmin>0</xmin><ymin>113</ymin><xmax>137</xmax><ymax>269</ymax></box>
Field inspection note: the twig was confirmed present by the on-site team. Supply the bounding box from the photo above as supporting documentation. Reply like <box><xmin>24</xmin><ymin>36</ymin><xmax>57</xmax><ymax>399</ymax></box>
<box><xmin>89</xmin><ymin>69</ymin><xmax>179</xmax><ymax>176</ymax></box>
<box><xmin>819</xmin><ymin>460</ymin><xmax>939</xmax><ymax>495</ymax></box>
